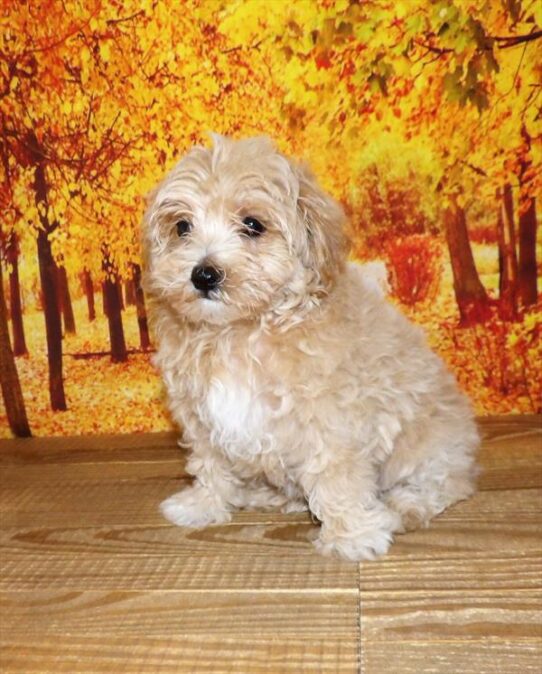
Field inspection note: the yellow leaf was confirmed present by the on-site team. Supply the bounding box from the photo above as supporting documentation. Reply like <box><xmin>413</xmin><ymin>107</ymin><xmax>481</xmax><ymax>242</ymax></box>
<box><xmin>100</xmin><ymin>42</ymin><xmax>111</xmax><ymax>62</ymax></box>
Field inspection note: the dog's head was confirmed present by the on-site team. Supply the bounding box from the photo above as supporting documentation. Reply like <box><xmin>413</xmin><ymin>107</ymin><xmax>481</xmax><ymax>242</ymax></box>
<box><xmin>143</xmin><ymin>135</ymin><xmax>346</xmax><ymax>325</ymax></box>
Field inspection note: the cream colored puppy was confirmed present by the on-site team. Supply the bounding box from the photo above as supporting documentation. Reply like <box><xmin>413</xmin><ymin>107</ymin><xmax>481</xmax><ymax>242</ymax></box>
<box><xmin>143</xmin><ymin>135</ymin><xmax>479</xmax><ymax>561</ymax></box>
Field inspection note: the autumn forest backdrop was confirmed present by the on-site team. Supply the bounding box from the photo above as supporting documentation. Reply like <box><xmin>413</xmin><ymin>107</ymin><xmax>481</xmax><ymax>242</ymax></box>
<box><xmin>1</xmin><ymin>0</ymin><xmax>541</xmax><ymax>437</ymax></box>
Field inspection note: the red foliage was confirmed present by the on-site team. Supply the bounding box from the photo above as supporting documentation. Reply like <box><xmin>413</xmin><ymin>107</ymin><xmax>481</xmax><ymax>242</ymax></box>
<box><xmin>440</xmin><ymin>306</ymin><xmax>542</xmax><ymax>412</ymax></box>
<box><xmin>315</xmin><ymin>51</ymin><xmax>332</xmax><ymax>69</ymax></box>
<box><xmin>468</xmin><ymin>222</ymin><xmax>498</xmax><ymax>244</ymax></box>
<box><xmin>386</xmin><ymin>235</ymin><xmax>442</xmax><ymax>305</ymax></box>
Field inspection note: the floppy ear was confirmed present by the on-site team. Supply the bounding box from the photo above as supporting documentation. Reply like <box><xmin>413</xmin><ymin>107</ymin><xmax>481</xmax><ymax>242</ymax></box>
<box><xmin>293</xmin><ymin>162</ymin><xmax>347</xmax><ymax>287</ymax></box>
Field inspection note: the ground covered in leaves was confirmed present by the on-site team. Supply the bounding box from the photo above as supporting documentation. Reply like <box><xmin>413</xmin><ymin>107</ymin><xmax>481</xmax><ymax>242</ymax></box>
<box><xmin>2</xmin><ymin>297</ymin><xmax>171</xmax><ymax>437</ymax></box>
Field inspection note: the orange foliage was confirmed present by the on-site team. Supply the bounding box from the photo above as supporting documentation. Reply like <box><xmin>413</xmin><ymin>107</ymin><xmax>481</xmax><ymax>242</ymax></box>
<box><xmin>402</xmin><ymin>298</ymin><xmax>542</xmax><ymax>415</ymax></box>
<box><xmin>1</xmin><ymin>0</ymin><xmax>541</xmax><ymax>436</ymax></box>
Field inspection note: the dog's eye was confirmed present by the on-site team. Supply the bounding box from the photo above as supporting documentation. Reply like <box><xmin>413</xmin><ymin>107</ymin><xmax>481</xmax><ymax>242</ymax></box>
<box><xmin>242</xmin><ymin>216</ymin><xmax>265</xmax><ymax>237</ymax></box>
<box><xmin>176</xmin><ymin>219</ymin><xmax>192</xmax><ymax>237</ymax></box>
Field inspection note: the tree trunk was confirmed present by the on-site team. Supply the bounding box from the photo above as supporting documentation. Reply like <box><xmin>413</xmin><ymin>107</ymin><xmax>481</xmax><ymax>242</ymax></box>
<box><xmin>58</xmin><ymin>265</ymin><xmax>76</xmax><ymax>334</ymax></box>
<box><xmin>132</xmin><ymin>263</ymin><xmax>151</xmax><ymax>350</ymax></box>
<box><xmin>124</xmin><ymin>279</ymin><xmax>136</xmax><ymax>306</ymax></box>
<box><xmin>444</xmin><ymin>199</ymin><xmax>491</xmax><ymax>325</ymax></box>
<box><xmin>102</xmin><ymin>283</ymin><xmax>108</xmax><ymax>316</ymax></box>
<box><xmin>102</xmin><ymin>252</ymin><xmax>128</xmax><ymax>363</ymax></box>
<box><xmin>5</xmin><ymin>233</ymin><xmax>28</xmax><ymax>356</ymax></box>
<box><xmin>37</xmin><ymin>230</ymin><xmax>67</xmax><ymax>410</ymax></box>
<box><xmin>0</xmin><ymin>261</ymin><xmax>31</xmax><ymax>436</ymax></box>
<box><xmin>517</xmin><ymin>124</ymin><xmax>538</xmax><ymax>308</ymax></box>
<box><xmin>518</xmin><ymin>196</ymin><xmax>538</xmax><ymax>308</ymax></box>
<box><xmin>28</xmin><ymin>129</ymin><xmax>67</xmax><ymax>411</ymax></box>
<box><xmin>497</xmin><ymin>184</ymin><xmax>519</xmax><ymax>321</ymax></box>
<box><xmin>82</xmin><ymin>269</ymin><xmax>96</xmax><ymax>321</ymax></box>
<box><xmin>117</xmin><ymin>280</ymin><xmax>125</xmax><ymax>311</ymax></box>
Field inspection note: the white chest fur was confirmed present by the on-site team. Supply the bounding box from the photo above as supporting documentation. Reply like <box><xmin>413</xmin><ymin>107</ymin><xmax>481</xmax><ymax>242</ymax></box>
<box><xmin>205</xmin><ymin>372</ymin><xmax>265</xmax><ymax>447</ymax></box>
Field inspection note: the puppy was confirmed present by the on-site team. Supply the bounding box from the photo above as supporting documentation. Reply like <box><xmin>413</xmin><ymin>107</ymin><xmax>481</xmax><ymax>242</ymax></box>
<box><xmin>143</xmin><ymin>135</ymin><xmax>479</xmax><ymax>561</ymax></box>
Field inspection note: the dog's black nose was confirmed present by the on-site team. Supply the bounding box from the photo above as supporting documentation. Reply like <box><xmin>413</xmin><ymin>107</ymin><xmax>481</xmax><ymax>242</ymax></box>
<box><xmin>191</xmin><ymin>265</ymin><xmax>223</xmax><ymax>293</ymax></box>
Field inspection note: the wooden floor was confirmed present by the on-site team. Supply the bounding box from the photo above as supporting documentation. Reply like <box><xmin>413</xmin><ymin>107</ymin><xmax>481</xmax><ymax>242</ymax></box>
<box><xmin>0</xmin><ymin>417</ymin><xmax>541</xmax><ymax>673</ymax></box>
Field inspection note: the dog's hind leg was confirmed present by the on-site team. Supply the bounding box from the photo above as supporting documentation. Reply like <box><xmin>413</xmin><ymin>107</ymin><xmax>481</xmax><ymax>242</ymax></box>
<box><xmin>381</xmin><ymin>440</ymin><xmax>479</xmax><ymax>532</ymax></box>
<box><xmin>382</xmin><ymin>467</ymin><xmax>477</xmax><ymax>532</ymax></box>
<box><xmin>379</xmin><ymin>409</ymin><xmax>479</xmax><ymax>531</ymax></box>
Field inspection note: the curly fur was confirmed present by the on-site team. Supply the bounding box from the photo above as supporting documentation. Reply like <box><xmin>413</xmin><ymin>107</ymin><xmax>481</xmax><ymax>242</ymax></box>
<box><xmin>143</xmin><ymin>134</ymin><xmax>479</xmax><ymax>561</ymax></box>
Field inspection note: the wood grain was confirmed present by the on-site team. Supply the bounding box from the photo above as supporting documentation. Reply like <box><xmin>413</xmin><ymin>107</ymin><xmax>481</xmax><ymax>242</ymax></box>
<box><xmin>1</xmin><ymin>591</ymin><xmax>359</xmax><ymax>673</ymax></box>
<box><xmin>359</xmin><ymin>640</ymin><xmax>541</xmax><ymax>674</ymax></box>
<box><xmin>0</xmin><ymin>520</ymin><xmax>355</xmax><ymax>592</ymax></box>
<box><xmin>477</xmin><ymin>415</ymin><xmax>542</xmax><ymax>491</ymax></box>
<box><xmin>0</xmin><ymin>416</ymin><xmax>540</xmax><ymax>673</ymax></box>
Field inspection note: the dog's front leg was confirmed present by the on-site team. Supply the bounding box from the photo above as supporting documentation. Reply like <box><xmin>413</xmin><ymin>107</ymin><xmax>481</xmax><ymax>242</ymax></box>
<box><xmin>300</xmin><ymin>453</ymin><xmax>402</xmax><ymax>561</ymax></box>
<box><xmin>160</xmin><ymin>449</ymin><xmax>239</xmax><ymax>529</ymax></box>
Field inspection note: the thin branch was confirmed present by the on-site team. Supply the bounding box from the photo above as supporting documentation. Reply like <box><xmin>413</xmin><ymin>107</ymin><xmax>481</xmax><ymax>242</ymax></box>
<box><xmin>220</xmin><ymin>38</ymin><xmax>265</xmax><ymax>55</ymax></box>
<box><xmin>414</xmin><ymin>39</ymin><xmax>453</xmax><ymax>55</ymax></box>
<box><xmin>106</xmin><ymin>10</ymin><xmax>145</xmax><ymax>26</ymax></box>
<box><xmin>494</xmin><ymin>29</ymin><xmax>542</xmax><ymax>47</ymax></box>
<box><xmin>415</xmin><ymin>28</ymin><xmax>542</xmax><ymax>58</ymax></box>
<box><xmin>25</xmin><ymin>16</ymin><xmax>94</xmax><ymax>54</ymax></box>
<box><xmin>458</xmin><ymin>159</ymin><xmax>488</xmax><ymax>177</ymax></box>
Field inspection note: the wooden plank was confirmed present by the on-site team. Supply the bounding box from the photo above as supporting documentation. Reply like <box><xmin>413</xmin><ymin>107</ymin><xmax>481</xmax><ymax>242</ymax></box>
<box><xmin>1</xmin><ymin>638</ymin><xmax>358</xmax><ymax>674</ymax></box>
<box><xmin>0</xmin><ymin>458</ymin><xmax>186</xmax><ymax>483</ymax></box>
<box><xmin>359</xmin><ymin>551</ymin><xmax>542</xmax><ymax>592</ymax></box>
<box><xmin>0</xmin><ymin>477</ymin><xmax>190</xmax><ymax>526</ymax></box>
<box><xmin>477</xmin><ymin>415</ymin><xmax>542</xmax><ymax>491</ymax></box>
<box><xmin>1</xmin><ymin>442</ymin><xmax>536</xmax><ymax>493</ymax></box>
<box><xmin>0</xmin><ymin>430</ymin><xmax>178</xmax><ymax>461</ymax></box>
<box><xmin>3</xmin><ymin>415</ymin><xmax>538</xmax><ymax>461</ymax></box>
<box><xmin>359</xmin><ymin>640</ymin><xmax>541</xmax><ymax>674</ymax></box>
<box><xmin>4</xmin><ymin>489</ymin><xmax>538</xmax><ymax>579</ymax></box>
<box><xmin>0</xmin><ymin>518</ymin><xmax>355</xmax><ymax>591</ymax></box>
<box><xmin>0</xmin><ymin>590</ymin><xmax>359</xmax><ymax>673</ymax></box>
<box><xmin>360</xmin><ymin>592</ymin><xmax>541</xmax><ymax>640</ymax></box>
<box><xmin>0</xmin><ymin>589</ymin><xmax>358</xmax><ymax>635</ymax></box>
<box><xmin>1</xmin><ymin>642</ymin><xmax>358</xmax><ymax>672</ymax></box>
<box><xmin>1</xmin><ymin>416</ymin><xmax>540</xmax><ymax>490</ymax></box>
<box><xmin>477</xmin><ymin>415</ymin><xmax>541</xmax><ymax>439</ymax></box>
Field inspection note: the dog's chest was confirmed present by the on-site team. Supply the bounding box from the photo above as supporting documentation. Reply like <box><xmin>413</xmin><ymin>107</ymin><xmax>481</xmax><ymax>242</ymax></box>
<box><xmin>205</xmin><ymin>369</ymin><xmax>262</xmax><ymax>438</ymax></box>
<box><xmin>196</xmin><ymin>357</ymin><xmax>264</xmax><ymax>453</ymax></box>
<box><xmin>198</xmin><ymin>350</ymin><xmax>291</xmax><ymax>457</ymax></box>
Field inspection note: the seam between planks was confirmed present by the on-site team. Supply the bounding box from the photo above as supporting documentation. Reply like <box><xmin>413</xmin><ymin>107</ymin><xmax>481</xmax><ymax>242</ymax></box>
<box><xmin>0</xmin><ymin>588</ymin><xmax>360</xmax><ymax>595</ymax></box>
<box><xmin>357</xmin><ymin>562</ymin><xmax>364</xmax><ymax>674</ymax></box>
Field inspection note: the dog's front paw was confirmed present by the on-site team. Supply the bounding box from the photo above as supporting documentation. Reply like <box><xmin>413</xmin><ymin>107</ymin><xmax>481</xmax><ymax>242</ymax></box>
<box><xmin>314</xmin><ymin>526</ymin><xmax>394</xmax><ymax>562</ymax></box>
<box><xmin>160</xmin><ymin>486</ymin><xmax>231</xmax><ymax>529</ymax></box>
